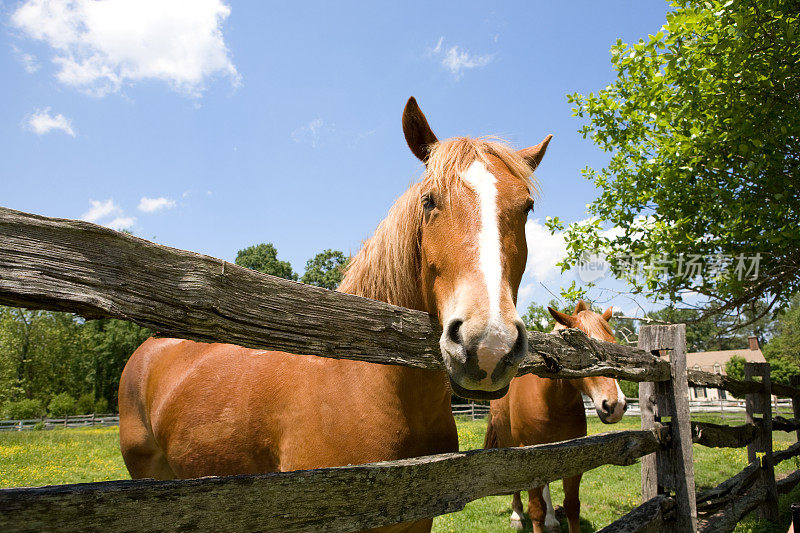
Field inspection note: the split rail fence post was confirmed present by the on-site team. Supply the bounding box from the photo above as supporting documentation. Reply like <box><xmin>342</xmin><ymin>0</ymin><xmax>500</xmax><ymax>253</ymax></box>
<box><xmin>791</xmin><ymin>375</ymin><xmax>800</xmax><ymax>443</ymax></box>
<box><xmin>744</xmin><ymin>362</ymin><xmax>779</xmax><ymax>522</ymax></box>
<box><xmin>638</xmin><ymin>324</ymin><xmax>697</xmax><ymax>532</ymax></box>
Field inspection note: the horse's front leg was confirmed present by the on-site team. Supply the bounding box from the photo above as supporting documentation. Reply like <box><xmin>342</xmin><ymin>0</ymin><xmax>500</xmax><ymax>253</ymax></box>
<box><xmin>541</xmin><ymin>483</ymin><xmax>561</xmax><ymax>532</ymax></box>
<box><xmin>526</xmin><ymin>486</ymin><xmax>548</xmax><ymax>533</ymax></box>
<box><xmin>562</xmin><ymin>474</ymin><xmax>583</xmax><ymax>533</ymax></box>
<box><xmin>510</xmin><ymin>491</ymin><xmax>525</xmax><ymax>531</ymax></box>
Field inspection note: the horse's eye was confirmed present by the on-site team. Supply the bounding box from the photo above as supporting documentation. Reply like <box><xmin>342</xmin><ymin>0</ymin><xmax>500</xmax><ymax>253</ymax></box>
<box><xmin>524</xmin><ymin>199</ymin><xmax>534</xmax><ymax>215</ymax></box>
<box><xmin>422</xmin><ymin>193</ymin><xmax>436</xmax><ymax>211</ymax></box>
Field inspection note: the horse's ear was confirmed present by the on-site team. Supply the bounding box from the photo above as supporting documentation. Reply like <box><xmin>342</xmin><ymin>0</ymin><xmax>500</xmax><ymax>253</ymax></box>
<box><xmin>517</xmin><ymin>134</ymin><xmax>553</xmax><ymax>171</ymax></box>
<box><xmin>548</xmin><ymin>307</ymin><xmax>576</xmax><ymax>328</ymax></box>
<box><xmin>402</xmin><ymin>97</ymin><xmax>438</xmax><ymax>163</ymax></box>
<box><xmin>602</xmin><ymin>306</ymin><xmax>613</xmax><ymax>322</ymax></box>
<box><xmin>574</xmin><ymin>300</ymin><xmax>589</xmax><ymax>314</ymax></box>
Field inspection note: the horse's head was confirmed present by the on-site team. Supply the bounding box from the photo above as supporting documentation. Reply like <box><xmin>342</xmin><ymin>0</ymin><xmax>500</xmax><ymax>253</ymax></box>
<box><xmin>548</xmin><ymin>301</ymin><xmax>627</xmax><ymax>423</ymax></box>
<box><xmin>402</xmin><ymin>97</ymin><xmax>551</xmax><ymax>401</ymax></box>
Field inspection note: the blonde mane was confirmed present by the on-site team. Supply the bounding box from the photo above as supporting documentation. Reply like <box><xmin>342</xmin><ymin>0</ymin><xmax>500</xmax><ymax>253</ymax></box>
<box><xmin>338</xmin><ymin>137</ymin><xmax>537</xmax><ymax>311</ymax></box>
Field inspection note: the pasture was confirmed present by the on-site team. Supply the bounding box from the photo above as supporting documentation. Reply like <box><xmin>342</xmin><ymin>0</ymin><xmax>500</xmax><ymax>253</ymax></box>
<box><xmin>2</xmin><ymin>416</ymin><xmax>797</xmax><ymax>532</ymax></box>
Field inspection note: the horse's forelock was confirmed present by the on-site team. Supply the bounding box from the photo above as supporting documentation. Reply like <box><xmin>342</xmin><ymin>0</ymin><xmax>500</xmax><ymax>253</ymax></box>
<box><xmin>424</xmin><ymin>137</ymin><xmax>539</xmax><ymax>198</ymax></box>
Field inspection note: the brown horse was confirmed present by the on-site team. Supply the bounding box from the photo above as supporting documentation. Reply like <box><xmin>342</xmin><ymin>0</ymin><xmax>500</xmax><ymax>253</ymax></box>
<box><xmin>485</xmin><ymin>301</ymin><xmax>627</xmax><ymax>533</ymax></box>
<box><xmin>119</xmin><ymin>97</ymin><xmax>552</xmax><ymax>532</ymax></box>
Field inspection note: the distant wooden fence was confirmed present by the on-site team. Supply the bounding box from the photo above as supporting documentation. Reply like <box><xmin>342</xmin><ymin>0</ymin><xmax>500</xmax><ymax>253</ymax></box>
<box><xmin>0</xmin><ymin>414</ymin><xmax>119</xmax><ymax>431</ymax></box>
<box><xmin>453</xmin><ymin>399</ymin><xmax>797</xmax><ymax>421</ymax></box>
<box><xmin>0</xmin><ymin>206</ymin><xmax>798</xmax><ymax>532</ymax></box>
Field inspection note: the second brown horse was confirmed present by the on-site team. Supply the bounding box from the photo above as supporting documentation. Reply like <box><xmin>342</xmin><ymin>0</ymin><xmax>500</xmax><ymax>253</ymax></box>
<box><xmin>485</xmin><ymin>301</ymin><xmax>627</xmax><ymax>533</ymax></box>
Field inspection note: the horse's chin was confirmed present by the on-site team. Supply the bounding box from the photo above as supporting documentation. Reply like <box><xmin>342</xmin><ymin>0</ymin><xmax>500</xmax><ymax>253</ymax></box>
<box><xmin>449</xmin><ymin>379</ymin><xmax>510</xmax><ymax>401</ymax></box>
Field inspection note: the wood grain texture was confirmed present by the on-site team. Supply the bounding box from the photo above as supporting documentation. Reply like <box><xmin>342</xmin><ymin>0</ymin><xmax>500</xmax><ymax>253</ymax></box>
<box><xmin>0</xmin><ymin>429</ymin><xmax>664</xmax><ymax>533</ymax></box>
<box><xmin>697</xmin><ymin>479</ymin><xmax>768</xmax><ymax>533</ymax></box>
<box><xmin>690</xmin><ymin>422</ymin><xmax>758</xmax><ymax>449</ymax></box>
<box><xmin>637</xmin><ymin>324</ymin><xmax>697</xmax><ymax>532</ymax></box>
<box><xmin>687</xmin><ymin>369</ymin><xmax>800</xmax><ymax>399</ymax></box>
<box><xmin>0</xmin><ymin>206</ymin><xmax>669</xmax><ymax>381</ymax></box>
<box><xmin>595</xmin><ymin>494</ymin><xmax>674</xmax><ymax>533</ymax></box>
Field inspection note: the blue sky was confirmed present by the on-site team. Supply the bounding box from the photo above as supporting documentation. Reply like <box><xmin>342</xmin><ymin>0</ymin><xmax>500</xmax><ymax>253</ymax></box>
<box><xmin>0</xmin><ymin>0</ymin><xmax>673</xmax><ymax>315</ymax></box>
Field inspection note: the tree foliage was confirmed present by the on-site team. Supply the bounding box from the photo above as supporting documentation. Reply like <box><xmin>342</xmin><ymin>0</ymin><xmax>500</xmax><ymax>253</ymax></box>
<box><xmin>520</xmin><ymin>300</ymin><xmax>559</xmax><ymax>332</ymax></box>
<box><xmin>762</xmin><ymin>293</ymin><xmax>800</xmax><ymax>384</ymax></box>
<box><xmin>235</xmin><ymin>243</ymin><xmax>297</xmax><ymax>280</ymax></box>
<box><xmin>559</xmin><ymin>0</ymin><xmax>800</xmax><ymax>320</ymax></box>
<box><xmin>725</xmin><ymin>354</ymin><xmax>746</xmax><ymax>382</ymax></box>
<box><xmin>0</xmin><ymin>306</ymin><xmax>151</xmax><ymax>415</ymax></box>
<box><xmin>300</xmin><ymin>249</ymin><xmax>349</xmax><ymax>290</ymax></box>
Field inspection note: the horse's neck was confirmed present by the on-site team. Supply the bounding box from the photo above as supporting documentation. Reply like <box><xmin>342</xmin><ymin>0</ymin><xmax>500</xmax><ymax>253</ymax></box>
<box><xmin>545</xmin><ymin>379</ymin><xmax>584</xmax><ymax>410</ymax></box>
<box><xmin>337</xmin><ymin>188</ymin><xmax>450</xmax><ymax>406</ymax></box>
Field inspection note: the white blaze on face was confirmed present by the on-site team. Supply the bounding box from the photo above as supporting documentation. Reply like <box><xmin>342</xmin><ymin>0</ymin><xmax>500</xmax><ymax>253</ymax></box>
<box><xmin>462</xmin><ymin>160</ymin><xmax>512</xmax><ymax>378</ymax></box>
<box><xmin>462</xmin><ymin>160</ymin><xmax>502</xmax><ymax>323</ymax></box>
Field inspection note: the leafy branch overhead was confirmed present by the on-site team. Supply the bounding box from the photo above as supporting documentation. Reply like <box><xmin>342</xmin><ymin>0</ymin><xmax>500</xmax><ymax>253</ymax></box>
<box><xmin>560</xmin><ymin>0</ymin><xmax>800</xmax><ymax>320</ymax></box>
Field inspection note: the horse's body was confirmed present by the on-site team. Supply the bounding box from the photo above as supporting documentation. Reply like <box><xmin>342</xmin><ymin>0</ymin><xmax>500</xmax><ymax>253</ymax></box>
<box><xmin>485</xmin><ymin>302</ymin><xmax>627</xmax><ymax>533</ymax></box>
<box><xmin>119</xmin><ymin>97</ymin><xmax>552</xmax><ymax>533</ymax></box>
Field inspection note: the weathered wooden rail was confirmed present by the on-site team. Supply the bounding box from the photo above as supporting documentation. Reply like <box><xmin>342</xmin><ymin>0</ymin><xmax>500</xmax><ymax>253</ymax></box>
<box><xmin>0</xmin><ymin>206</ymin><xmax>666</xmax><ymax>381</ymax></box>
<box><xmin>0</xmin><ymin>206</ymin><xmax>798</xmax><ymax>533</ymax></box>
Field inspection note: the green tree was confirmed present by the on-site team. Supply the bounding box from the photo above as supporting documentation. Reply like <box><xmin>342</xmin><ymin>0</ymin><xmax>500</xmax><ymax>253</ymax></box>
<box><xmin>557</xmin><ymin>0</ymin><xmax>800</xmax><ymax>322</ymax></box>
<box><xmin>235</xmin><ymin>243</ymin><xmax>297</xmax><ymax>280</ymax></box>
<box><xmin>521</xmin><ymin>300</ymin><xmax>560</xmax><ymax>332</ymax></box>
<box><xmin>300</xmin><ymin>249</ymin><xmax>349</xmax><ymax>290</ymax></box>
<box><xmin>725</xmin><ymin>355</ymin><xmax>746</xmax><ymax>382</ymax></box>
<box><xmin>82</xmin><ymin>319</ymin><xmax>152</xmax><ymax>411</ymax></box>
<box><xmin>48</xmin><ymin>392</ymin><xmax>76</xmax><ymax>417</ymax></box>
<box><xmin>762</xmin><ymin>294</ymin><xmax>800</xmax><ymax>384</ymax></box>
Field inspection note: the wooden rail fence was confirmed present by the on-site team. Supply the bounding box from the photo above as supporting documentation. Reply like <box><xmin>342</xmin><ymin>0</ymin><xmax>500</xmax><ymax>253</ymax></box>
<box><xmin>0</xmin><ymin>414</ymin><xmax>119</xmax><ymax>431</ymax></box>
<box><xmin>0</xmin><ymin>206</ymin><xmax>798</xmax><ymax>532</ymax></box>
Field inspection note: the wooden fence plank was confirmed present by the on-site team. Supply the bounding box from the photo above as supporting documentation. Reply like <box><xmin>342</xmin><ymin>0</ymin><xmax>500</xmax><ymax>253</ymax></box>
<box><xmin>0</xmin><ymin>206</ymin><xmax>668</xmax><ymax>382</ymax></box>
<box><xmin>772</xmin><ymin>442</ymin><xmax>800</xmax><ymax>465</ymax></box>
<box><xmin>696</xmin><ymin>462</ymin><xmax>760</xmax><ymax>515</ymax></box>
<box><xmin>771</xmin><ymin>417</ymin><xmax>800</xmax><ymax>433</ymax></box>
<box><xmin>638</xmin><ymin>324</ymin><xmax>697</xmax><ymax>532</ymax></box>
<box><xmin>595</xmin><ymin>494</ymin><xmax>674</xmax><ymax>533</ymax></box>
<box><xmin>744</xmin><ymin>362</ymin><xmax>779</xmax><ymax>522</ymax></box>
<box><xmin>697</xmin><ymin>479</ymin><xmax>768</xmax><ymax>533</ymax></box>
<box><xmin>690</xmin><ymin>422</ymin><xmax>758</xmax><ymax>449</ymax></box>
<box><xmin>0</xmin><ymin>429</ymin><xmax>664</xmax><ymax>533</ymax></box>
<box><xmin>777</xmin><ymin>470</ymin><xmax>800</xmax><ymax>495</ymax></box>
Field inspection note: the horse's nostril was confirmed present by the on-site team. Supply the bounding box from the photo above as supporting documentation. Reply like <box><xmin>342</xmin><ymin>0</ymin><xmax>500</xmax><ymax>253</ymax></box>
<box><xmin>602</xmin><ymin>399</ymin><xmax>611</xmax><ymax>414</ymax></box>
<box><xmin>446</xmin><ymin>320</ymin><xmax>463</xmax><ymax>346</ymax></box>
<box><xmin>512</xmin><ymin>323</ymin><xmax>527</xmax><ymax>356</ymax></box>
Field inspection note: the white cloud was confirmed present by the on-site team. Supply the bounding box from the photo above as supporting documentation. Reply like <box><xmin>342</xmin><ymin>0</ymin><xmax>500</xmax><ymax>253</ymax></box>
<box><xmin>81</xmin><ymin>199</ymin><xmax>120</xmax><ymax>222</ymax></box>
<box><xmin>429</xmin><ymin>37</ymin><xmax>493</xmax><ymax>79</ymax></box>
<box><xmin>138</xmin><ymin>196</ymin><xmax>176</xmax><ymax>213</ymax></box>
<box><xmin>291</xmin><ymin>117</ymin><xmax>325</xmax><ymax>147</ymax></box>
<box><xmin>25</xmin><ymin>107</ymin><xmax>75</xmax><ymax>136</ymax></box>
<box><xmin>12</xmin><ymin>45</ymin><xmax>40</xmax><ymax>73</ymax></box>
<box><xmin>106</xmin><ymin>216</ymin><xmax>136</xmax><ymax>230</ymax></box>
<box><xmin>11</xmin><ymin>0</ymin><xmax>239</xmax><ymax>97</ymax></box>
<box><xmin>81</xmin><ymin>198</ymin><xmax>138</xmax><ymax>229</ymax></box>
<box><xmin>524</xmin><ymin>218</ymin><xmax>567</xmax><ymax>282</ymax></box>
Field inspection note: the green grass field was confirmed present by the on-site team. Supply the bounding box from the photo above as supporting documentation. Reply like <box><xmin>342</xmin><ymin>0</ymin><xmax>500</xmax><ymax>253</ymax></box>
<box><xmin>0</xmin><ymin>416</ymin><xmax>797</xmax><ymax>532</ymax></box>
